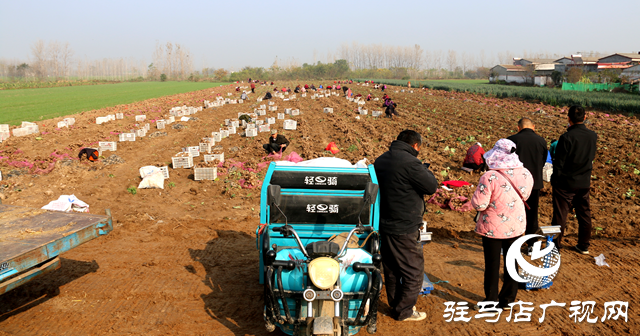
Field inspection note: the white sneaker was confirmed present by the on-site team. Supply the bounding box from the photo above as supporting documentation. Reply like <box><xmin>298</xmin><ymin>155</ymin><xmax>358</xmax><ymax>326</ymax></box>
<box><xmin>401</xmin><ymin>310</ymin><xmax>427</xmax><ymax>321</ymax></box>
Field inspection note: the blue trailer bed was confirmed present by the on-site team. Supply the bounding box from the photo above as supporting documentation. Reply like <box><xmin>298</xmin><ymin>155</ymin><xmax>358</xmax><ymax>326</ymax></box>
<box><xmin>0</xmin><ymin>204</ymin><xmax>112</xmax><ymax>294</ymax></box>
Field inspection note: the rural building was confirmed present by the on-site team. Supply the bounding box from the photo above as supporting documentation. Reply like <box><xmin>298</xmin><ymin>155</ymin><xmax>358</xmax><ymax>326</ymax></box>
<box><xmin>489</xmin><ymin>65</ymin><xmax>528</xmax><ymax>84</ymax></box>
<box><xmin>598</xmin><ymin>53</ymin><xmax>640</xmax><ymax>65</ymax></box>
<box><xmin>621</xmin><ymin>64</ymin><xmax>640</xmax><ymax>84</ymax></box>
<box><xmin>558</xmin><ymin>55</ymin><xmax>599</xmax><ymax>72</ymax></box>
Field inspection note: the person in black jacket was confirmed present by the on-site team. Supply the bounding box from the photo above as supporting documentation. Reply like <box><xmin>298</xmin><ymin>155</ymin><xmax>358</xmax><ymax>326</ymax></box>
<box><xmin>550</xmin><ymin>106</ymin><xmax>597</xmax><ymax>254</ymax></box>
<box><xmin>262</xmin><ymin>129</ymin><xmax>290</xmax><ymax>154</ymax></box>
<box><xmin>507</xmin><ymin>118</ymin><xmax>548</xmax><ymax>242</ymax></box>
<box><xmin>374</xmin><ymin>130</ymin><xmax>438</xmax><ymax>322</ymax></box>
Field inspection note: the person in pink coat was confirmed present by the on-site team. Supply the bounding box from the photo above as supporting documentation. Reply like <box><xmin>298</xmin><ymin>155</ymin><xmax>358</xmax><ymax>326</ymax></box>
<box><xmin>471</xmin><ymin>138</ymin><xmax>533</xmax><ymax>310</ymax></box>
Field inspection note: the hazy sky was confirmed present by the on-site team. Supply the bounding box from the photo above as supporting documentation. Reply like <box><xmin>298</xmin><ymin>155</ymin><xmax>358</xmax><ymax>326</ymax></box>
<box><xmin>1</xmin><ymin>0</ymin><xmax>639</xmax><ymax>70</ymax></box>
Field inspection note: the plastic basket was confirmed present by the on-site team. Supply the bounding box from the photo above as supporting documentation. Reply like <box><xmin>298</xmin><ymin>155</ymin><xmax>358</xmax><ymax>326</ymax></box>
<box><xmin>194</xmin><ymin>167</ymin><xmax>217</xmax><ymax>181</ymax></box>
<box><xmin>283</xmin><ymin>120</ymin><xmax>297</xmax><ymax>130</ymax></box>
<box><xmin>99</xmin><ymin>141</ymin><xmax>117</xmax><ymax>151</ymax></box>
<box><xmin>172</xmin><ymin>153</ymin><xmax>194</xmax><ymax>169</ymax></box>
<box><xmin>199</xmin><ymin>142</ymin><xmax>212</xmax><ymax>154</ymax></box>
<box><xmin>119</xmin><ymin>133</ymin><xmax>136</xmax><ymax>142</ymax></box>
<box><xmin>245</xmin><ymin>128</ymin><xmax>258</xmax><ymax>137</ymax></box>
<box><xmin>204</xmin><ymin>153</ymin><xmax>225</xmax><ymax>163</ymax></box>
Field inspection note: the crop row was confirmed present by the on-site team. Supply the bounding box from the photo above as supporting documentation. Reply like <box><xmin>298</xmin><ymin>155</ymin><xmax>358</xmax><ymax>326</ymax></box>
<box><xmin>356</xmin><ymin>79</ymin><xmax>640</xmax><ymax>113</ymax></box>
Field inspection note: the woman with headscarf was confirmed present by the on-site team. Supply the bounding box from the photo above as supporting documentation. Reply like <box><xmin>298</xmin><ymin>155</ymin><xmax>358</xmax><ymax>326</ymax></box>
<box><xmin>471</xmin><ymin>139</ymin><xmax>534</xmax><ymax>311</ymax></box>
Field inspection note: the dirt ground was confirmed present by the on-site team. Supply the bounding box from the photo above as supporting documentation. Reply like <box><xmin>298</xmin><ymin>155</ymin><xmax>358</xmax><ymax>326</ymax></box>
<box><xmin>0</xmin><ymin>82</ymin><xmax>638</xmax><ymax>335</ymax></box>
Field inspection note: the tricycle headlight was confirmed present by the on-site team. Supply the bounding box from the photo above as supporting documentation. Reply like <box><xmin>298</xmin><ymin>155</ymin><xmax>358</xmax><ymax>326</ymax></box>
<box><xmin>308</xmin><ymin>257</ymin><xmax>340</xmax><ymax>290</ymax></box>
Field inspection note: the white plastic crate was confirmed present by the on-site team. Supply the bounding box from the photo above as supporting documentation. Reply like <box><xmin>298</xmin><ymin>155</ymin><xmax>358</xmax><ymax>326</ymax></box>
<box><xmin>324</xmin><ymin>108</ymin><xmax>333</xmax><ymax>113</ymax></box>
<box><xmin>135</xmin><ymin>115</ymin><xmax>146</xmax><ymax>122</ymax></box>
<box><xmin>267</xmin><ymin>117</ymin><xmax>276</xmax><ymax>124</ymax></box>
<box><xmin>268</xmin><ymin>101</ymin><xmax>275</xmax><ymax>106</ymax></box>
<box><xmin>116</xmin><ymin>113</ymin><xmax>124</xmax><ymax>120</ymax></box>
<box><xmin>220</xmin><ymin>130</ymin><xmax>229</xmax><ymax>138</ymax></box>
<box><xmin>202</xmin><ymin>137</ymin><xmax>215</xmax><ymax>145</ymax></box>
<box><xmin>372</xmin><ymin>111</ymin><xmax>383</xmax><ymax>117</ymax></box>
<box><xmin>204</xmin><ymin>153</ymin><xmax>225</xmax><ymax>163</ymax></box>
<box><xmin>0</xmin><ymin>125</ymin><xmax>9</xmax><ymax>132</ymax></box>
<box><xmin>359</xmin><ymin>109</ymin><xmax>368</xmax><ymax>115</ymax></box>
<box><xmin>99</xmin><ymin>141</ymin><xmax>117</xmax><ymax>151</ymax></box>
<box><xmin>64</xmin><ymin>117</ymin><xmax>75</xmax><ymax>125</ymax></box>
<box><xmin>283</xmin><ymin>120</ymin><xmax>297</xmax><ymax>130</ymax></box>
<box><xmin>136</xmin><ymin>129</ymin><xmax>146</xmax><ymax>137</ymax></box>
<box><xmin>194</xmin><ymin>167</ymin><xmax>217</xmax><ymax>181</ymax></box>
<box><xmin>119</xmin><ymin>133</ymin><xmax>136</xmax><ymax>142</ymax></box>
<box><xmin>107</xmin><ymin>114</ymin><xmax>115</xmax><ymax>121</ymax></box>
<box><xmin>224</xmin><ymin>119</ymin><xmax>230</xmax><ymax>126</ymax></box>
<box><xmin>184</xmin><ymin>146</ymin><xmax>200</xmax><ymax>157</ymax></box>
<box><xmin>291</xmin><ymin>109</ymin><xmax>300</xmax><ymax>116</ymax></box>
<box><xmin>285</xmin><ymin>108</ymin><xmax>292</xmax><ymax>115</ymax></box>
<box><xmin>159</xmin><ymin>166</ymin><xmax>170</xmax><ymax>179</ymax></box>
<box><xmin>96</xmin><ymin>117</ymin><xmax>109</xmax><ymax>124</ymax></box>
<box><xmin>245</xmin><ymin>128</ymin><xmax>258</xmax><ymax>137</ymax></box>
<box><xmin>199</xmin><ymin>142</ymin><xmax>212</xmax><ymax>154</ymax></box>
<box><xmin>259</xmin><ymin>124</ymin><xmax>271</xmax><ymax>133</ymax></box>
<box><xmin>256</xmin><ymin>120</ymin><xmax>264</xmax><ymax>125</ymax></box>
<box><xmin>228</xmin><ymin>126</ymin><xmax>237</xmax><ymax>134</ymax></box>
<box><xmin>167</xmin><ymin>116</ymin><xmax>175</xmax><ymax>124</ymax></box>
<box><xmin>0</xmin><ymin>131</ymin><xmax>9</xmax><ymax>142</ymax></box>
<box><xmin>269</xmin><ymin>106</ymin><xmax>278</xmax><ymax>111</ymax></box>
<box><xmin>238</xmin><ymin>99</ymin><xmax>244</xmax><ymax>104</ymax></box>
<box><xmin>259</xmin><ymin>104</ymin><xmax>266</xmax><ymax>109</ymax></box>
<box><xmin>277</xmin><ymin>113</ymin><xmax>285</xmax><ymax>120</ymax></box>
<box><xmin>57</xmin><ymin>121</ymin><xmax>68</xmax><ymax>128</ymax></box>
<box><xmin>157</xmin><ymin>120</ymin><xmax>166</xmax><ymax>129</ymax></box>
<box><xmin>172</xmin><ymin>153</ymin><xmax>194</xmax><ymax>169</ymax></box>
<box><xmin>144</xmin><ymin>123</ymin><xmax>150</xmax><ymax>131</ymax></box>
<box><xmin>12</xmin><ymin>128</ymin><xmax>29</xmax><ymax>137</ymax></box>
<box><xmin>212</xmin><ymin>132</ymin><xmax>222</xmax><ymax>142</ymax></box>
<box><xmin>302</xmin><ymin>93</ymin><xmax>307</xmax><ymax>97</ymax></box>
<box><xmin>231</xmin><ymin>120</ymin><xmax>240</xmax><ymax>128</ymax></box>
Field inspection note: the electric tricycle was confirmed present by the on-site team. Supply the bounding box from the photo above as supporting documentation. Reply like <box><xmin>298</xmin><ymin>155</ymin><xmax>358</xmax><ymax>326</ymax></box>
<box><xmin>256</xmin><ymin>161</ymin><xmax>382</xmax><ymax>336</ymax></box>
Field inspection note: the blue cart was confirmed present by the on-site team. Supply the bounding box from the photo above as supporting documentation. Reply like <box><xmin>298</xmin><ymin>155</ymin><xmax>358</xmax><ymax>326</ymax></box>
<box><xmin>256</xmin><ymin>162</ymin><xmax>382</xmax><ymax>336</ymax></box>
<box><xmin>0</xmin><ymin>204</ymin><xmax>113</xmax><ymax>295</ymax></box>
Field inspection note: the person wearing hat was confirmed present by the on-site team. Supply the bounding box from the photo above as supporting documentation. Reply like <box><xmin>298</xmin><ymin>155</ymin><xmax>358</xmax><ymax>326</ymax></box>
<box><xmin>471</xmin><ymin>138</ymin><xmax>534</xmax><ymax>310</ymax></box>
<box><xmin>262</xmin><ymin>129</ymin><xmax>290</xmax><ymax>154</ymax></box>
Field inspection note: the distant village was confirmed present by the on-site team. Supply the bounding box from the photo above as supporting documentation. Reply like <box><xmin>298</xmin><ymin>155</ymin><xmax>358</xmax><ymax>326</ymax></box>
<box><xmin>490</xmin><ymin>53</ymin><xmax>640</xmax><ymax>87</ymax></box>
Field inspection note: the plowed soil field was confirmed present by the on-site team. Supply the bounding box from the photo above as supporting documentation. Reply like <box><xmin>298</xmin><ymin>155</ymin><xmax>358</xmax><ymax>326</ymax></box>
<box><xmin>0</xmin><ymin>82</ymin><xmax>638</xmax><ymax>335</ymax></box>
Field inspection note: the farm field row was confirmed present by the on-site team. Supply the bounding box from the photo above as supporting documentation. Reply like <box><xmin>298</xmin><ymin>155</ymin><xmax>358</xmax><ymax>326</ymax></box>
<box><xmin>0</xmin><ymin>81</ymin><xmax>226</xmax><ymax>125</ymax></box>
<box><xmin>0</xmin><ymin>82</ymin><xmax>637</xmax><ymax>335</ymax></box>
<box><xmin>357</xmin><ymin>78</ymin><xmax>640</xmax><ymax>113</ymax></box>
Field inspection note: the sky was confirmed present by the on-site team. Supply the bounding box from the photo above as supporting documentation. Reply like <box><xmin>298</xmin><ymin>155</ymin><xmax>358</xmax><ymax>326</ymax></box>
<box><xmin>1</xmin><ymin>0</ymin><xmax>639</xmax><ymax>70</ymax></box>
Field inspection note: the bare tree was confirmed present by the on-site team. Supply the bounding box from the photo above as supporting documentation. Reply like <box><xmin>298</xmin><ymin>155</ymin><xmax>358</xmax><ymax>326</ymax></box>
<box><xmin>60</xmin><ymin>42</ymin><xmax>74</xmax><ymax>78</ymax></box>
<box><xmin>447</xmin><ymin>50</ymin><xmax>457</xmax><ymax>72</ymax></box>
<box><xmin>31</xmin><ymin>40</ymin><xmax>47</xmax><ymax>79</ymax></box>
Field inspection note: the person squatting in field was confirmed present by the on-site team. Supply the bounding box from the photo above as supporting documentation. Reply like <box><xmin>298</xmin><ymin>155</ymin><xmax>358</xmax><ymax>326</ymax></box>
<box><xmin>262</xmin><ymin>129</ymin><xmax>290</xmax><ymax>155</ymax></box>
<box><xmin>383</xmin><ymin>97</ymin><xmax>398</xmax><ymax>119</ymax></box>
<box><xmin>463</xmin><ymin>142</ymin><xmax>488</xmax><ymax>172</ymax></box>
